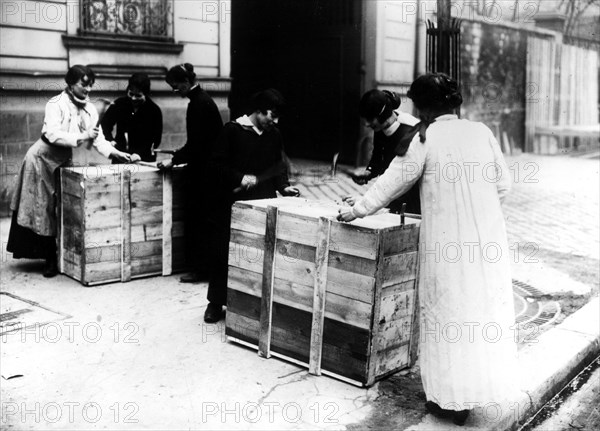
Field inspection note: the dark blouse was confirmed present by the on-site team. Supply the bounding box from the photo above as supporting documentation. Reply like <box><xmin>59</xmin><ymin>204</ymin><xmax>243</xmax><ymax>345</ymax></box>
<box><xmin>367</xmin><ymin>123</ymin><xmax>422</xmax><ymax>215</ymax></box>
<box><xmin>101</xmin><ymin>96</ymin><xmax>163</xmax><ymax>162</ymax></box>
<box><xmin>172</xmin><ymin>85</ymin><xmax>223</xmax><ymax>167</ymax></box>
<box><xmin>210</xmin><ymin>120</ymin><xmax>290</xmax><ymax>205</ymax></box>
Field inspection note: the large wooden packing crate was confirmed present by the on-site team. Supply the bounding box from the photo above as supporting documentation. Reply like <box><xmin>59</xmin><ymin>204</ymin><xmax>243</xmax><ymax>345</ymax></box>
<box><xmin>58</xmin><ymin>165</ymin><xmax>186</xmax><ymax>285</ymax></box>
<box><xmin>225</xmin><ymin>197</ymin><xmax>420</xmax><ymax>386</ymax></box>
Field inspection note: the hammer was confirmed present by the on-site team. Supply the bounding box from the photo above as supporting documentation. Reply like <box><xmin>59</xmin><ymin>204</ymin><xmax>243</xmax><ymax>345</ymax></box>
<box><xmin>151</xmin><ymin>143</ymin><xmax>176</xmax><ymax>157</ymax></box>
<box><xmin>87</xmin><ymin>98</ymin><xmax>113</xmax><ymax>150</ymax></box>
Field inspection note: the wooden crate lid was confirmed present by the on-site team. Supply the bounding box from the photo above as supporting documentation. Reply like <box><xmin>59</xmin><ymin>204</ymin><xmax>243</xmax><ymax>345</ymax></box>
<box><xmin>64</xmin><ymin>165</ymin><xmax>160</xmax><ymax>176</ymax></box>
<box><xmin>234</xmin><ymin>197</ymin><xmax>419</xmax><ymax>230</ymax></box>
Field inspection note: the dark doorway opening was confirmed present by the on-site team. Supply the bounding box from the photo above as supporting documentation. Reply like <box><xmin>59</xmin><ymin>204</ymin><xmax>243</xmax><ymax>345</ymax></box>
<box><xmin>230</xmin><ymin>0</ymin><xmax>363</xmax><ymax>163</ymax></box>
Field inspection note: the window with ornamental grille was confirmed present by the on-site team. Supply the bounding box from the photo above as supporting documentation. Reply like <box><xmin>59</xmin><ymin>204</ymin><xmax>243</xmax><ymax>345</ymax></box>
<box><xmin>79</xmin><ymin>0</ymin><xmax>174</xmax><ymax>41</ymax></box>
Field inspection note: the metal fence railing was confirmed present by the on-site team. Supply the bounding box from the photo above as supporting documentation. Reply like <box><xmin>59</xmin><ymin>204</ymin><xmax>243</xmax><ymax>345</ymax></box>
<box><xmin>79</xmin><ymin>0</ymin><xmax>174</xmax><ymax>41</ymax></box>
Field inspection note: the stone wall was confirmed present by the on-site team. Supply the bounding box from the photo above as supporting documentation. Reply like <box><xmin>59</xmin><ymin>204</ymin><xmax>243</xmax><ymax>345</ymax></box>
<box><xmin>459</xmin><ymin>19</ymin><xmax>529</xmax><ymax>153</ymax></box>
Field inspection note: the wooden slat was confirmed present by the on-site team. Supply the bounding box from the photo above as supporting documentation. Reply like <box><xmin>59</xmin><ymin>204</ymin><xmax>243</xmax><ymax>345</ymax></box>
<box><xmin>309</xmin><ymin>217</ymin><xmax>331</xmax><ymax>375</ymax></box>
<box><xmin>230</xmin><ymin>228</ymin><xmax>265</xmax><ymax>250</ymax></box>
<box><xmin>60</xmin><ymin>169</ymin><xmax>84</xmax><ymax>198</ymax></box>
<box><xmin>84</xmin><ymin>189</ymin><xmax>121</xmax><ymax>210</ymax></box>
<box><xmin>120</xmin><ymin>170</ymin><xmax>132</xmax><ymax>282</ymax></box>
<box><xmin>382</xmin><ymin>251</ymin><xmax>419</xmax><ymax>286</ymax></box>
<box><xmin>330</xmin><ymin>222</ymin><xmax>379</xmax><ymax>260</ymax></box>
<box><xmin>258</xmin><ymin>205</ymin><xmax>278</xmax><ymax>358</ymax></box>
<box><xmin>131</xmin><ymin>223</ymin><xmax>163</xmax><ymax>242</ymax></box>
<box><xmin>131</xmin><ymin>255</ymin><xmax>162</xmax><ymax>276</ymax></box>
<box><xmin>84</xmin><ymin>240</ymin><xmax>163</xmax><ymax>264</ymax></box>
<box><xmin>84</xmin><ymin>261</ymin><xmax>122</xmax><ymax>284</ymax></box>
<box><xmin>131</xmin><ymin>206</ymin><xmax>163</xmax><ymax>226</ymax></box>
<box><xmin>162</xmin><ymin>169</ymin><xmax>173</xmax><ymax>275</ymax></box>
<box><xmin>366</xmin><ymin>234</ymin><xmax>386</xmax><ymax>386</ymax></box>
<box><xmin>378</xmin><ymin>290</ymin><xmax>415</xmax><ymax>325</ymax></box>
<box><xmin>230</xmin><ymin>204</ymin><xmax>266</xmax><ymax>235</ymax></box>
<box><xmin>382</xmin><ymin>225</ymin><xmax>420</xmax><ymax>256</ymax></box>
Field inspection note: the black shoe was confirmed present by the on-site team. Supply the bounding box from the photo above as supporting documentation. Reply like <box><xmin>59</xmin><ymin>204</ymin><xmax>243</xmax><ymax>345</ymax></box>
<box><xmin>452</xmin><ymin>410</ymin><xmax>470</xmax><ymax>426</ymax></box>
<box><xmin>43</xmin><ymin>258</ymin><xmax>58</xmax><ymax>278</ymax></box>
<box><xmin>425</xmin><ymin>401</ymin><xmax>453</xmax><ymax>419</ymax></box>
<box><xmin>425</xmin><ymin>402</ymin><xmax>470</xmax><ymax>426</ymax></box>
<box><xmin>179</xmin><ymin>272</ymin><xmax>205</xmax><ymax>283</ymax></box>
<box><xmin>204</xmin><ymin>303</ymin><xmax>223</xmax><ymax>323</ymax></box>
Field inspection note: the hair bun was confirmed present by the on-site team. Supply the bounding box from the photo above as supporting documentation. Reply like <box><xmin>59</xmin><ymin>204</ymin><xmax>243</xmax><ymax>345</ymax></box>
<box><xmin>382</xmin><ymin>90</ymin><xmax>401</xmax><ymax>110</ymax></box>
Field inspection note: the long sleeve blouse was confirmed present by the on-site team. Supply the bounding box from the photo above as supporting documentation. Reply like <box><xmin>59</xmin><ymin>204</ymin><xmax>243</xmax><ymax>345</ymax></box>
<box><xmin>43</xmin><ymin>91</ymin><xmax>114</xmax><ymax>158</ymax></box>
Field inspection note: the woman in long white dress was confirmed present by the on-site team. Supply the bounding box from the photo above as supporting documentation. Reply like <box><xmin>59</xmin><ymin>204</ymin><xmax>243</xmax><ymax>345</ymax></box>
<box><xmin>338</xmin><ymin>73</ymin><xmax>518</xmax><ymax>426</ymax></box>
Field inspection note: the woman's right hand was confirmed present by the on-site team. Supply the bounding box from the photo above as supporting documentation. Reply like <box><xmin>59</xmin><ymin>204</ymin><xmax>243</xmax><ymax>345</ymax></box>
<box><xmin>157</xmin><ymin>158</ymin><xmax>174</xmax><ymax>170</ymax></box>
<box><xmin>342</xmin><ymin>195</ymin><xmax>359</xmax><ymax>206</ymax></box>
<box><xmin>86</xmin><ymin>127</ymin><xmax>100</xmax><ymax>140</ymax></box>
<box><xmin>351</xmin><ymin>169</ymin><xmax>372</xmax><ymax>185</ymax></box>
<box><xmin>241</xmin><ymin>175</ymin><xmax>258</xmax><ymax>190</ymax></box>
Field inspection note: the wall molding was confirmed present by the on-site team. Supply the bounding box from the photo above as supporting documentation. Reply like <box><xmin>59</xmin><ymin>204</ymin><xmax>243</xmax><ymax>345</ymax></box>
<box><xmin>62</xmin><ymin>35</ymin><xmax>184</xmax><ymax>54</ymax></box>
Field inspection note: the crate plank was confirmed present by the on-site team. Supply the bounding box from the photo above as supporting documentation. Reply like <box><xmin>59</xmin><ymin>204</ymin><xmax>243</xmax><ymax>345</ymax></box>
<box><xmin>382</xmin><ymin>251</ymin><xmax>419</xmax><ymax>287</ymax></box>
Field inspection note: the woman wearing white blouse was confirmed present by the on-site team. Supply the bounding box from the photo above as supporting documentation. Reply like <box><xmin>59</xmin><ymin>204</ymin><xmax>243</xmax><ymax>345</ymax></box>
<box><xmin>8</xmin><ymin>65</ymin><xmax>132</xmax><ymax>277</ymax></box>
<box><xmin>338</xmin><ymin>73</ymin><xmax>518</xmax><ymax>426</ymax></box>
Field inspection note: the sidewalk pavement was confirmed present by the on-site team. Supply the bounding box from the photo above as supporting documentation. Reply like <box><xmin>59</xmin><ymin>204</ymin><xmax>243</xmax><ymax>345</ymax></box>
<box><xmin>1</xmin><ymin>153</ymin><xmax>598</xmax><ymax>430</ymax></box>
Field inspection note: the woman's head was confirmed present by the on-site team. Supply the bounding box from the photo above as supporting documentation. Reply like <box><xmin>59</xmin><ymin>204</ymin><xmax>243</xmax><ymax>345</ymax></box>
<box><xmin>407</xmin><ymin>73</ymin><xmax>462</xmax><ymax>115</ymax></box>
<box><xmin>127</xmin><ymin>73</ymin><xmax>150</xmax><ymax>107</ymax></box>
<box><xmin>166</xmin><ymin>63</ymin><xmax>196</xmax><ymax>97</ymax></box>
<box><xmin>65</xmin><ymin>65</ymin><xmax>95</xmax><ymax>100</ymax></box>
<box><xmin>359</xmin><ymin>89</ymin><xmax>401</xmax><ymax>131</ymax></box>
<box><xmin>249</xmin><ymin>88</ymin><xmax>285</xmax><ymax>131</ymax></box>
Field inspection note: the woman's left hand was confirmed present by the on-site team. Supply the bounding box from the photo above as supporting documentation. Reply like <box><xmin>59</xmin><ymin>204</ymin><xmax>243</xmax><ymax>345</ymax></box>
<box><xmin>111</xmin><ymin>151</ymin><xmax>131</xmax><ymax>163</ymax></box>
<box><xmin>337</xmin><ymin>207</ymin><xmax>357</xmax><ymax>223</ymax></box>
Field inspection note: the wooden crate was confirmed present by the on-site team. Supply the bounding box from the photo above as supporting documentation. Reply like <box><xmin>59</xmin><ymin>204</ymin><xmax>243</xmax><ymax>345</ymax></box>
<box><xmin>225</xmin><ymin>197</ymin><xmax>420</xmax><ymax>386</ymax></box>
<box><xmin>58</xmin><ymin>165</ymin><xmax>186</xmax><ymax>285</ymax></box>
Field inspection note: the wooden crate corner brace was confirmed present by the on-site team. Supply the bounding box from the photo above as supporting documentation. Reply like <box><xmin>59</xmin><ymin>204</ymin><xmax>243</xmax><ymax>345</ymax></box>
<box><xmin>120</xmin><ymin>170</ymin><xmax>132</xmax><ymax>282</ymax></box>
<box><xmin>308</xmin><ymin>216</ymin><xmax>332</xmax><ymax>376</ymax></box>
<box><xmin>258</xmin><ymin>205</ymin><xmax>278</xmax><ymax>358</ymax></box>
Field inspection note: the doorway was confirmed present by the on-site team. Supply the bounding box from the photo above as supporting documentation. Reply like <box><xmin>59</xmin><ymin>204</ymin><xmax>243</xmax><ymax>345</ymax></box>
<box><xmin>230</xmin><ymin>0</ymin><xmax>364</xmax><ymax>163</ymax></box>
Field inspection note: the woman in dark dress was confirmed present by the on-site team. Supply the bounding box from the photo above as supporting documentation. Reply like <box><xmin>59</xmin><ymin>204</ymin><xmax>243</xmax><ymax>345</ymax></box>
<box><xmin>158</xmin><ymin>63</ymin><xmax>223</xmax><ymax>283</ymax></box>
<box><xmin>101</xmin><ymin>73</ymin><xmax>163</xmax><ymax>163</ymax></box>
<box><xmin>204</xmin><ymin>88</ymin><xmax>299</xmax><ymax>323</ymax></box>
<box><xmin>349</xmin><ymin>89</ymin><xmax>422</xmax><ymax>215</ymax></box>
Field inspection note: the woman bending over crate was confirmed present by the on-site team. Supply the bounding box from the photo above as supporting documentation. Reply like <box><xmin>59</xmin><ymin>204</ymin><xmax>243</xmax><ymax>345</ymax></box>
<box><xmin>8</xmin><ymin>65</ymin><xmax>133</xmax><ymax>278</ymax></box>
<box><xmin>347</xmin><ymin>89</ymin><xmax>421</xmax><ymax>215</ymax></box>
<box><xmin>205</xmin><ymin>88</ymin><xmax>300</xmax><ymax>323</ymax></box>
<box><xmin>338</xmin><ymin>73</ymin><xmax>518</xmax><ymax>426</ymax></box>
<box><xmin>158</xmin><ymin>63</ymin><xmax>223</xmax><ymax>284</ymax></box>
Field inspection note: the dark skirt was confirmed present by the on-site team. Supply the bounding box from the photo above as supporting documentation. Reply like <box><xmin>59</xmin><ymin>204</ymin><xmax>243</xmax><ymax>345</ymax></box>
<box><xmin>7</xmin><ymin>212</ymin><xmax>56</xmax><ymax>260</ymax></box>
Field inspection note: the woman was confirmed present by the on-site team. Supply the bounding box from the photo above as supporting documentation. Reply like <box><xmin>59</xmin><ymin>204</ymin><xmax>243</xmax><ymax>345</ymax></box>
<box><xmin>204</xmin><ymin>88</ymin><xmax>299</xmax><ymax>323</ymax></box>
<box><xmin>350</xmin><ymin>89</ymin><xmax>421</xmax><ymax>214</ymax></box>
<box><xmin>338</xmin><ymin>73</ymin><xmax>518</xmax><ymax>426</ymax></box>
<box><xmin>101</xmin><ymin>72</ymin><xmax>163</xmax><ymax>163</ymax></box>
<box><xmin>8</xmin><ymin>65</ymin><xmax>132</xmax><ymax>277</ymax></box>
<box><xmin>158</xmin><ymin>63</ymin><xmax>223</xmax><ymax>283</ymax></box>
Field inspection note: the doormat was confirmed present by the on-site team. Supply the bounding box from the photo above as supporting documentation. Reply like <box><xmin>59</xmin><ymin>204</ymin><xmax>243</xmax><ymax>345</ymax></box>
<box><xmin>0</xmin><ymin>292</ymin><xmax>71</xmax><ymax>336</ymax></box>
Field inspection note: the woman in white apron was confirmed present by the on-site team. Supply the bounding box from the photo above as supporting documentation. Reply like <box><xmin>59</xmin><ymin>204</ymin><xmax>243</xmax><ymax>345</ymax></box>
<box><xmin>8</xmin><ymin>65</ymin><xmax>132</xmax><ymax>277</ymax></box>
<box><xmin>338</xmin><ymin>73</ymin><xmax>518</xmax><ymax>426</ymax></box>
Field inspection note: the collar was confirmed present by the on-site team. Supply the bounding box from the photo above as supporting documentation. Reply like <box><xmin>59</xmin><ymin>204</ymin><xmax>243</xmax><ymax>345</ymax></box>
<box><xmin>434</xmin><ymin>114</ymin><xmax>458</xmax><ymax>122</ymax></box>
<box><xmin>382</xmin><ymin>120</ymin><xmax>400</xmax><ymax>136</ymax></box>
<box><xmin>236</xmin><ymin>115</ymin><xmax>263</xmax><ymax>135</ymax></box>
